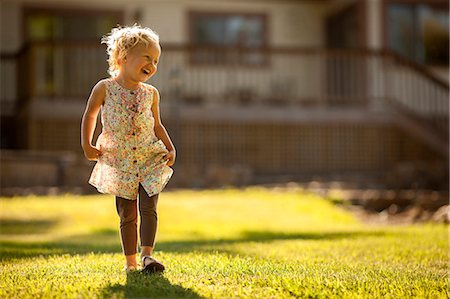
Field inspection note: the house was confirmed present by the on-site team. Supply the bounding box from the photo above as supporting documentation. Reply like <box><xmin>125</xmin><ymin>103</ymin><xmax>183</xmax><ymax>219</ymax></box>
<box><xmin>0</xmin><ymin>0</ymin><xmax>448</xmax><ymax>191</ymax></box>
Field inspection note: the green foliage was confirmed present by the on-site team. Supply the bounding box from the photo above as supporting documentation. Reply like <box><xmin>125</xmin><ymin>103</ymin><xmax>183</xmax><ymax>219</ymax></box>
<box><xmin>0</xmin><ymin>188</ymin><xmax>448</xmax><ymax>298</ymax></box>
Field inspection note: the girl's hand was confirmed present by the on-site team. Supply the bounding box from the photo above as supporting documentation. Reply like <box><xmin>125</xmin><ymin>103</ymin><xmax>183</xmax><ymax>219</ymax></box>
<box><xmin>163</xmin><ymin>150</ymin><xmax>176</xmax><ymax>166</ymax></box>
<box><xmin>83</xmin><ymin>145</ymin><xmax>102</xmax><ymax>161</ymax></box>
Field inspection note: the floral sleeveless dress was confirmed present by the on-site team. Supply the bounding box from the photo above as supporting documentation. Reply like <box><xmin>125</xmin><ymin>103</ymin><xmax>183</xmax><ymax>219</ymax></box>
<box><xmin>89</xmin><ymin>78</ymin><xmax>173</xmax><ymax>200</ymax></box>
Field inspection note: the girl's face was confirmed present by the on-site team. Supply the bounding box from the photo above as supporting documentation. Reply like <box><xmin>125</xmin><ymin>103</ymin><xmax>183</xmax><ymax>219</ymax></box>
<box><xmin>120</xmin><ymin>42</ymin><xmax>161</xmax><ymax>83</ymax></box>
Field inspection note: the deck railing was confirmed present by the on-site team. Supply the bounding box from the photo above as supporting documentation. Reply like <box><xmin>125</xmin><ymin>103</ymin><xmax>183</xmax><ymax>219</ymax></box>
<box><xmin>1</xmin><ymin>42</ymin><xmax>448</xmax><ymax>137</ymax></box>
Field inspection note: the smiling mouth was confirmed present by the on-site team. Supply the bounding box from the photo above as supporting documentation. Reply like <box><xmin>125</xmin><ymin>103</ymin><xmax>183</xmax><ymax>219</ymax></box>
<box><xmin>142</xmin><ymin>69</ymin><xmax>150</xmax><ymax>75</ymax></box>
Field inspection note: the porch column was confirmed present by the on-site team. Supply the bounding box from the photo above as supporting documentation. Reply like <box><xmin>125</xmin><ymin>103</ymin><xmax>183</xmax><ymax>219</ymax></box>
<box><xmin>365</xmin><ymin>0</ymin><xmax>386</xmax><ymax>111</ymax></box>
<box><xmin>366</xmin><ymin>0</ymin><xmax>383</xmax><ymax>51</ymax></box>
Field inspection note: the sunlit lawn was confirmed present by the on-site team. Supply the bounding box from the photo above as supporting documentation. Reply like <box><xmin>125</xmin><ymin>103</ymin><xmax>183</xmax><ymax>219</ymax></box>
<box><xmin>0</xmin><ymin>187</ymin><xmax>448</xmax><ymax>298</ymax></box>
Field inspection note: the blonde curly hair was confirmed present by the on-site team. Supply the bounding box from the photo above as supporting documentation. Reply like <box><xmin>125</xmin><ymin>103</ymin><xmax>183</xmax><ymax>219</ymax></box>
<box><xmin>101</xmin><ymin>24</ymin><xmax>160</xmax><ymax>77</ymax></box>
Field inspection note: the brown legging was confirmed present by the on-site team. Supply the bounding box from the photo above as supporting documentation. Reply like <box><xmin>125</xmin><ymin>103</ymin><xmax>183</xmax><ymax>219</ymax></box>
<box><xmin>115</xmin><ymin>184</ymin><xmax>159</xmax><ymax>255</ymax></box>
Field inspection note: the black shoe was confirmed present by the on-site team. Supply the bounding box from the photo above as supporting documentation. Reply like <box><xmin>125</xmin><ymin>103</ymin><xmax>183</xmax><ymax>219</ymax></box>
<box><xmin>141</xmin><ymin>256</ymin><xmax>165</xmax><ymax>274</ymax></box>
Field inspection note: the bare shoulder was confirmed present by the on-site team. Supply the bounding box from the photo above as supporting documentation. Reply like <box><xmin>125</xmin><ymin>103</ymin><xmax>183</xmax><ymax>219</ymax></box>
<box><xmin>93</xmin><ymin>78</ymin><xmax>109</xmax><ymax>94</ymax></box>
<box><xmin>88</xmin><ymin>79</ymin><xmax>108</xmax><ymax>105</ymax></box>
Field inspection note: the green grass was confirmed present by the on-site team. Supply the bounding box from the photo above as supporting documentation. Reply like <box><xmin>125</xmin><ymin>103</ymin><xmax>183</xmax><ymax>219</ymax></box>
<box><xmin>0</xmin><ymin>187</ymin><xmax>448</xmax><ymax>299</ymax></box>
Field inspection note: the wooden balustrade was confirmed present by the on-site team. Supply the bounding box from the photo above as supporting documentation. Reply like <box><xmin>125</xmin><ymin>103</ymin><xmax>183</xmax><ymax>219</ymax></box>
<box><xmin>2</xmin><ymin>42</ymin><xmax>448</xmax><ymax>138</ymax></box>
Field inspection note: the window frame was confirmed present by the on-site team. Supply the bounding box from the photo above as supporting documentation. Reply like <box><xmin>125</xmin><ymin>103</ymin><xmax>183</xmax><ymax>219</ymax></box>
<box><xmin>382</xmin><ymin>0</ymin><xmax>449</xmax><ymax>66</ymax></box>
<box><xmin>188</xmin><ymin>11</ymin><xmax>269</xmax><ymax>67</ymax></box>
<box><xmin>22</xmin><ymin>6</ymin><xmax>123</xmax><ymax>42</ymax></box>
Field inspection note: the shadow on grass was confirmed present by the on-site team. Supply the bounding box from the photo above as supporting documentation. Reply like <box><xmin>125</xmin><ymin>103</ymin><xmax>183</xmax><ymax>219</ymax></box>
<box><xmin>0</xmin><ymin>218</ymin><xmax>60</xmax><ymax>235</ymax></box>
<box><xmin>156</xmin><ymin>230</ymin><xmax>388</xmax><ymax>253</ymax></box>
<box><xmin>101</xmin><ymin>272</ymin><xmax>201</xmax><ymax>299</ymax></box>
<box><xmin>0</xmin><ymin>228</ymin><xmax>122</xmax><ymax>261</ymax></box>
<box><xmin>0</xmin><ymin>229</ymin><xmax>387</xmax><ymax>261</ymax></box>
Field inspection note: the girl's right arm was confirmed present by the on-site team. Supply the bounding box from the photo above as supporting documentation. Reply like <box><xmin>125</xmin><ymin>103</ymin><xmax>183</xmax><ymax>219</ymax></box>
<box><xmin>81</xmin><ymin>80</ymin><xmax>106</xmax><ymax>161</ymax></box>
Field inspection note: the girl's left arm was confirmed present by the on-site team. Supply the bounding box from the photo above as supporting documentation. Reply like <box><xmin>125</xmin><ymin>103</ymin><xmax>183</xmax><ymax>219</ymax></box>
<box><xmin>151</xmin><ymin>87</ymin><xmax>176</xmax><ymax>166</ymax></box>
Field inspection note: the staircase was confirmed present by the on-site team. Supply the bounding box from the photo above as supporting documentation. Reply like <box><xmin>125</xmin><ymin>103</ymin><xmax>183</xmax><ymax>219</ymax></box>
<box><xmin>381</xmin><ymin>50</ymin><xmax>449</xmax><ymax>158</ymax></box>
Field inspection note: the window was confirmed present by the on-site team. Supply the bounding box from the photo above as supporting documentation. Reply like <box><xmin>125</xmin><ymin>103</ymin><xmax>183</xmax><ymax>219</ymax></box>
<box><xmin>387</xmin><ymin>2</ymin><xmax>449</xmax><ymax>66</ymax></box>
<box><xmin>420</xmin><ymin>5</ymin><xmax>449</xmax><ymax>65</ymax></box>
<box><xmin>23</xmin><ymin>9</ymin><xmax>122</xmax><ymax>97</ymax></box>
<box><xmin>190</xmin><ymin>12</ymin><xmax>267</xmax><ymax>65</ymax></box>
<box><xmin>26</xmin><ymin>13</ymin><xmax>119</xmax><ymax>41</ymax></box>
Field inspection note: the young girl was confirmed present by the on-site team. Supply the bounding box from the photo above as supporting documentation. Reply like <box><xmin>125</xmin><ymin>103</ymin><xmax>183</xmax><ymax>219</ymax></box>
<box><xmin>81</xmin><ymin>25</ymin><xmax>175</xmax><ymax>273</ymax></box>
